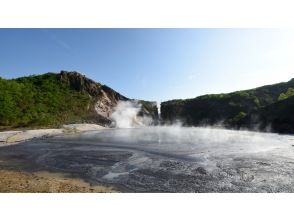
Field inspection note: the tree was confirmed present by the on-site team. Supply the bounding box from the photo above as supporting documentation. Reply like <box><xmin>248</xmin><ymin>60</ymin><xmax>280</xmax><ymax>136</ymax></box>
<box><xmin>278</xmin><ymin>88</ymin><xmax>294</xmax><ymax>101</ymax></box>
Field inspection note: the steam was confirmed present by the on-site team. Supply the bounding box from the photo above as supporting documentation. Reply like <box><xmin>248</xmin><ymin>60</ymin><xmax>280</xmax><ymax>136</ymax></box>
<box><xmin>80</xmin><ymin>126</ymin><xmax>294</xmax><ymax>160</ymax></box>
<box><xmin>110</xmin><ymin>101</ymin><xmax>152</xmax><ymax>128</ymax></box>
<box><xmin>63</xmin><ymin>126</ymin><xmax>294</xmax><ymax>192</ymax></box>
<box><xmin>157</xmin><ymin>102</ymin><xmax>161</xmax><ymax>115</ymax></box>
<box><xmin>110</xmin><ymin>100</ymin><xmax>274</xmax><ymax>134</ymax></box>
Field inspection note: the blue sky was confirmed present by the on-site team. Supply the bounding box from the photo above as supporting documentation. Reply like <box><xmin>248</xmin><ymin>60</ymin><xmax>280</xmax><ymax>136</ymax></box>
<box><xmin>0</xmin><ymin>29</ymin><xmax>293</xmax><ymax>102</ymax></box>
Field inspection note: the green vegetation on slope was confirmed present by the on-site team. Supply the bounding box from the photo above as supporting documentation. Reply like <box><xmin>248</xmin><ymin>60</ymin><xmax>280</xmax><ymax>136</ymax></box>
<box><xmin>278</xmin><ymin>88</ymin><xmax>294</xmax><ymax>101</ymax></box>
<box><xmin>161</xmin><ymin>78</ymin><xmax>294</xmax><ymax>133</ymax></box>
<box><xmin>0</xmin><ymin>73</ymin><xmax>91</xmax><ymax>129</ymax></box>
<box><xmin>260</xmin><ymin>96</ymin><xmax>294</xmax><ymax>133</ymax></box>
<box><xmin>241</xmin><ymin>95</ymin><xmax>294</xmax><ymax>133</ymax></box>
<box><xmin>0</xmin><ymin>71</ymin><xmax>159</xmax><ymax>130</ymax></box>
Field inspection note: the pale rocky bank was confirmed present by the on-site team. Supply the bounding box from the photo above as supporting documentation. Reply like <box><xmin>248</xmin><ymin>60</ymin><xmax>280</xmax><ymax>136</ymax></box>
<box><xmin>0</xmin><ymin>123</ymin><xmax>107</xmax><ymax>147</ymax></box>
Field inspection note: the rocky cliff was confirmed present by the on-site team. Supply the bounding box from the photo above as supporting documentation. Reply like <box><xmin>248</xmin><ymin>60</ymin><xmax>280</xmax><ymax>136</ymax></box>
<box><xmin>59</xmin><ymin>71</ymin><xmax>158</xmax><ymax>126</ymax></box>
<box><xmin>0</xmin><ymin>71</ymin><xmax>158</xmax><ymax>129</ymax></box>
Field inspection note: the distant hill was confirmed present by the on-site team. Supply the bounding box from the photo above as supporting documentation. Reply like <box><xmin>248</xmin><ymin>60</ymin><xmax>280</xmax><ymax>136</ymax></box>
<box><xmin>240</xmin><ymin>95</ymin><xmax>294</xmax><ymax>133</ymax></box>
<box><xmin>161</xmin><ymin>78</ymin><xmax>294</xmax><ymax>134</ymax></box>
<box><xmin>2</xmin><ymin>71</ymin><xmax>293</xmax><ymax>134</ymax></box>
<box><xmin>0</xmin><ymin>71</ymin><xmax>158</xmax><ymax>130</ymax></box>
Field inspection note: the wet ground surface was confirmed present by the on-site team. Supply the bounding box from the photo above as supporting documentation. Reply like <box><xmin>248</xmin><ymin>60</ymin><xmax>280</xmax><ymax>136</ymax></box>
<box><xmin>0</xmin><ymin>127</ymin><xmax>294</xmax><ymax>192</ymax></box>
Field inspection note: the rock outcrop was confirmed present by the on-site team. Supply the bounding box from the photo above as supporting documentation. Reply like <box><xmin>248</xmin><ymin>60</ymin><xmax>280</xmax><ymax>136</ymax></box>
<box><xmin>59</xmin><ymin>71</ymin><xmax>159</xmax><ymax>126</ymax></box>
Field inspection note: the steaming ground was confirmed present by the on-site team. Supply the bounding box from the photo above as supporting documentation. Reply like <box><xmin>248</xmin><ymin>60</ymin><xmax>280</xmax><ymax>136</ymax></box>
<box><xmin>0</xmin><ymin>126</ymin><xmax>293</xmax><ymax>192</ymax></box>
<box><xmin>110</xmin><ymin>100</ymin><xmax>153</xmax><ymax>128</ymax></box>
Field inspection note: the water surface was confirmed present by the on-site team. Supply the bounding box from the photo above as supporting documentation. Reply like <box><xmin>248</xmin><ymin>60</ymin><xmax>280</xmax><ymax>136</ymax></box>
<box><xmin>0</xmin><ymin>127</ymin><xmax>293</xmax><ymax>192</ymax></box>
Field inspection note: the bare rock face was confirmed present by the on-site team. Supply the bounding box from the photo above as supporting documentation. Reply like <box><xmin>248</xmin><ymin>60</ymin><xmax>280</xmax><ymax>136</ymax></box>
<box><xmin>95</xmin><ymin>89</ymin><xmax>113</xmax><ymax>118</ymax></box>
<box><xmin>58</xmin><ymin>71</ymin><xmax>158</xmax><ymax>126</ymax></box>
<box><xmin>60</xmin><ymin>70</ymin><xmax>104</xmax><ymax>96</ymax></box>
<box><xmin>94</xmin><ymin>86</ymin><xmax>128</xmax><ymax>119</ymax></box>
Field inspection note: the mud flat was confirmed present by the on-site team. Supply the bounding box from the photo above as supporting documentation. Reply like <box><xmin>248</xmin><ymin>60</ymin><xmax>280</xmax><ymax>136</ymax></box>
<box><xmin>0</xmin><ymin>169</ymin><xmax>116</xmax><ymax>193</ymax></box>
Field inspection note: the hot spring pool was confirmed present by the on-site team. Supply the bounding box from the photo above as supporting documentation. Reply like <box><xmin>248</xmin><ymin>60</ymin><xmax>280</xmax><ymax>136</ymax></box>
<box><xmin>0</xmin><ymin>126</ymin><xmax>293</xmax><ymax>192</ymax></box>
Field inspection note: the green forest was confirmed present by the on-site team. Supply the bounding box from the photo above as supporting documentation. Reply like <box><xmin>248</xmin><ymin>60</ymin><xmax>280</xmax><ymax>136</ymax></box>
<box><xmin>161</xmin><ymin>78</ymin><xmax>294</xmax><ymax>133</ymax></box>
<box><xmin>0</xmin><ymin>73</ymin><xmax>91</xmax><ymax>129</ymax></box>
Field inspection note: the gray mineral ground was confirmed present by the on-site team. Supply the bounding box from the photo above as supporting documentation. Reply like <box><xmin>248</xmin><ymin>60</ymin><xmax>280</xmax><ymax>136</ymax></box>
<box><xmin>0</xmin><ymin>126</ymin><xmax>293</xmax><ymax>192</ymax></box>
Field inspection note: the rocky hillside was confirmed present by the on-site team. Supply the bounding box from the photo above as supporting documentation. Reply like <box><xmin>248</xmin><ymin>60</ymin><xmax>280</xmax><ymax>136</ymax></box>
<box><xmin>161</xmin><ymin>78</ymin><xmax>294</xmax><ymax>133</ymax></box>
<box><xmin>0</xmin><ymin>71</ymin><xmax>158</xmax><ymax>130</ymax></box>
<box><xmin>240</xmin><ymin>95</ymin><xmax>294</xmax><ymax>133</ymax></box>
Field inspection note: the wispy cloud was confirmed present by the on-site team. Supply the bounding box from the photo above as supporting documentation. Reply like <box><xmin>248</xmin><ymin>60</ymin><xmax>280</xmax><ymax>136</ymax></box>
<box><xmin>40</xmin><ymin>29</ymin><xmax>74</xmax><ymax>54</ymax></box>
